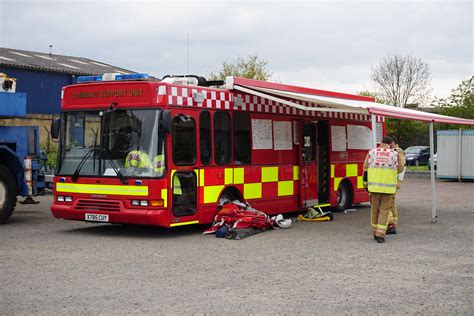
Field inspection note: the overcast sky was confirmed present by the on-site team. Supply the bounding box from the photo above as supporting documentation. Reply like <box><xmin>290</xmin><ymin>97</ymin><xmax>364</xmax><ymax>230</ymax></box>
<box><xmin>0</xmin><ymin>0</ymin><xmax>472</xmax><ymax>100</ymax></box>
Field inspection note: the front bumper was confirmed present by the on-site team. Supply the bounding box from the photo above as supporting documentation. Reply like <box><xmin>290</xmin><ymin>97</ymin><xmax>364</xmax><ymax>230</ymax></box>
<box><xmin>51</xmin><ymin>203</ymin><xmax>170</xmax><ymax>227</ymax></box>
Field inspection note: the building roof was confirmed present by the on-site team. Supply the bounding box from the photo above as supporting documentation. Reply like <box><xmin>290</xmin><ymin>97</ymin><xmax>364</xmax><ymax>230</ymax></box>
<box><xmin>0</xmin><ymin>47</ymin><xmax>137</xmax><ymax>76</ymax></box>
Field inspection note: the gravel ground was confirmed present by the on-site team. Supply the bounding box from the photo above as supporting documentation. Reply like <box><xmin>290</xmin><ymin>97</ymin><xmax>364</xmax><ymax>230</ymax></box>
<box><xmin>1</xmin><ymin>177</ymin><xmax>473</xmax><ymax>315</ymax></box>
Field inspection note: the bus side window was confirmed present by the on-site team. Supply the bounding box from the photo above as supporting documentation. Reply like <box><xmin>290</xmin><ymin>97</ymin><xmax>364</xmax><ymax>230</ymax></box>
<box><xmin>233</xmin><ymin>112</ymin><xmax>251</xmax><ymax>165</ymax></box>
<box><xmin>214</xmin><ymin>112</ymin><xmax>231</xmax><ymax>164</ymax></box>
<box><xmin>200</xmin><ymin>111</ymin><xmax>212</xmax><ymax>165</ymax></box>
<box><xmin>302</xmin><ymin>123</ymin><xmax>316</xmax><ymax>161</ymax></box>
<box><xmin>172</xmin><ymin>115</ymin><xmax>196</xmax><ymax>165</ymax></box>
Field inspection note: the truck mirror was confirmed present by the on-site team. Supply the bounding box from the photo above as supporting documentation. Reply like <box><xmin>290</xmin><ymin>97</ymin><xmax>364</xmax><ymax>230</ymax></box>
<box><xmin>160</xmin><ymin>110</ymin><xmax>172</xmax><ymax>134</ymax></box>
<box><xmin>51</xmin><ymin>118</ymin><xmax>61</xmax><ymax>139</ymax></box>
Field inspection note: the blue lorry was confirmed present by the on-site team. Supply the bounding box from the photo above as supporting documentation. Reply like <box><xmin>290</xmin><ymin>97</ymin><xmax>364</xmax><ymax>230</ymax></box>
<box><xmin>0</xmin><ymin>74</ymin><xmax>45</xmax><ymax>223</ymax></box>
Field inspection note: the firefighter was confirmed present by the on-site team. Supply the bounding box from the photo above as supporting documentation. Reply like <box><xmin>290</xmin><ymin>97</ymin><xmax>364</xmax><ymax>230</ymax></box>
<box><xmin>387</xmin><ymin>137</ymin><xmax>406</xmax><ymax>234</ymax></box>
<box><xmin>124</xmin><ymin>150</ymin><xmax>152</xmax><ymax>168</ymax></box>
<box><xmin>152</xmin><ymin>154</ymin><xmax>165</xmax><ymax>176</ymax></box>
<box><xmin>363</xmin><ymin>136</ymin><xmax>405</xmax><ymax>243</ymax></box>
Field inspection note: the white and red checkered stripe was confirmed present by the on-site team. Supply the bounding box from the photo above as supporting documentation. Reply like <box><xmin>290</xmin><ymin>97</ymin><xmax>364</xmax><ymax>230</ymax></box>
<box><xmin>368</xmin><ymin>147</ymin><xmax>398</xmax><ymax>168</ymax></box>
<box><xmin>165</xmin><ymin>86</ymin><xmax>379</xmax><ymax>121</ymax></box>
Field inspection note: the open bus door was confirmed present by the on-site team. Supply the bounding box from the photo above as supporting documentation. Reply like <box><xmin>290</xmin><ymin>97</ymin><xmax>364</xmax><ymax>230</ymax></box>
<box><xmin>300</xmin><ymin>121</ymin><xmax>318</xmax><ymax>207</ymax></box>
<box><xmin>170</xmin><ymin>113</ymin><xmax>199</xmax><ymax>226</ymax></box>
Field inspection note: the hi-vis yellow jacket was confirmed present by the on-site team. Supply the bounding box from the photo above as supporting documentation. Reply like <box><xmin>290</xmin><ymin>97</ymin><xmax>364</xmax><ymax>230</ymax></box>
<box><xmin>363</xmin><ymin>144</ymin><xmax>403</xmax><ymax>194</ymax></box>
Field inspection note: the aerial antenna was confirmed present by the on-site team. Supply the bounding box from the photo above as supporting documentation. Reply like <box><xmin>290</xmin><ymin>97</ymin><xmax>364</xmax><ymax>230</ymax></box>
<box><xmin>186</xmin><ymin>33</ymin><xmax>189</xmax><ymax>74</ymax></box>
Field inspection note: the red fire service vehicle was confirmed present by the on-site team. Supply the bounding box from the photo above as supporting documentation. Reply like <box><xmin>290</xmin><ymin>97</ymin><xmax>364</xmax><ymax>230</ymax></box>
<box><xmin>50</xmin><ymin>73</ymin><xmax>385</xmax><ymax>227</ymax></box>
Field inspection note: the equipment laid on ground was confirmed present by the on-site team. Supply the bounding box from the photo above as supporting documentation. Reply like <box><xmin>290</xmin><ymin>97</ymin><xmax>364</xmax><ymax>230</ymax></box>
<box><xmin>0</xmin><ymin>73</ymin><xmax>45</xmax><ymax>224</ymax></box>
<box><xmin>297</xmin><ymin>203</ymin><xmax>334</xmax><ymax>221</ymax></box>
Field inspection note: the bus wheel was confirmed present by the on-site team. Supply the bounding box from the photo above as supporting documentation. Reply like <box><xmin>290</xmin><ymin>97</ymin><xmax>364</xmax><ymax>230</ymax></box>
<box><xmin>335</xmin><ymin>180</ymin><xmax>352</xmax><ymax>212</ymax></box>
<box><xmin>0</xmin><ymin>165</ymin><xmax>17</xmax><ymax>224</ymax></box>
<box><xmin>217</xmin><ymin>188</ymin><xmax>242</xmax><ymax>210</ymax></box>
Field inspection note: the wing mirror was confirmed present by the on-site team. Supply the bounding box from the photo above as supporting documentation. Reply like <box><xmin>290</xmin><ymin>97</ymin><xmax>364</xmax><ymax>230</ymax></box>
<box><xmin>51</xmin><ymin>118</ymin><xmax>61</xmax><ymax>139</ymax></box>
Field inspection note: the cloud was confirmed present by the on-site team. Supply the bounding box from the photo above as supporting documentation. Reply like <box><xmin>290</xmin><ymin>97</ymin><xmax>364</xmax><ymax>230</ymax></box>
<box><xmin>1</xmin><ymin>0</ymin><xmax>471</xmax><ymax>98</ymax></box>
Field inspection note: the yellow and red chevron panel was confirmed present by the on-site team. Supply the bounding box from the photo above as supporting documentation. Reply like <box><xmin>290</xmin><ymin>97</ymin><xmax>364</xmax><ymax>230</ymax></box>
<box><xmin>192</xmin><ymin>165</ymin><xmax>300</xmax><ymax>205</ymax></box>
<box><xmin>330</xmin><ymin>162</ymin><xmax>368</xmax><ymax>204</ymax></box>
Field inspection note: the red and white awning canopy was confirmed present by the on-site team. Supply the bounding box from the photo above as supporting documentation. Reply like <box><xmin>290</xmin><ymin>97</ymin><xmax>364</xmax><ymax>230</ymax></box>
<box><xmin>226</xmin><ymin>77</ymin><xmax>474</xmax><ymax>126</ymax></box>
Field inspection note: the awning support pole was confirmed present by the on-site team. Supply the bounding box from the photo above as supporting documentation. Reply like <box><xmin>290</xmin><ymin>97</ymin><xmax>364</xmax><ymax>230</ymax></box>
<box><xmin>429</xmin><ymin>121</ymin><xmax>437</xmax><ymax>223</ymax></box>
<box><xmin>371</xmin><ymin>114</ymin><xmax>377</xmax><ymax>148</ymax></box>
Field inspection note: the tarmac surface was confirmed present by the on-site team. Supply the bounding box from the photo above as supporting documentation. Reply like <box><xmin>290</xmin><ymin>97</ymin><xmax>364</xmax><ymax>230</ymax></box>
<box><xmin>1</xmin><ymin>177</ymin><xmax>473</xmax><ymax>315</ymax></box>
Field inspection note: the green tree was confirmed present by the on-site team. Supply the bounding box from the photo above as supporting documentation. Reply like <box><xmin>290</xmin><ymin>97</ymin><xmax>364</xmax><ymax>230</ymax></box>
<box><xmin>357</xmin><ymin>90</ymin><xmax>386</xmax><ymax>104</ymax></box>
<box><xmin>433</xmin><ymin>77</ymin><xmax>473</xmax><ymax>130</ymax></box>
<box><xmin>208</xmin><ymin>55</ymin><xmax>272</xmax><ymax>81</ymax></box>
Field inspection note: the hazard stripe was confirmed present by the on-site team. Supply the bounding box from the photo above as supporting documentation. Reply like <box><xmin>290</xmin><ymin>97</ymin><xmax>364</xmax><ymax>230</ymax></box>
<box><xmin>203</xmin><ymin>185</ymin><xmax>225</xmax><ymax>203</ymax></box>
<box><xmin>170</xmin><ymin>220</ymin><xmax>199</xmax><ymax>227</ymax></box>
<box><xmin>56</xmin><ymin>183</ymin><xmax>148</xmax><ymax>196</ymax></box>
<box><xmin>161</xmin><ymin>189</ymin><xmax>168</xmax><ymax>207</ymax></box>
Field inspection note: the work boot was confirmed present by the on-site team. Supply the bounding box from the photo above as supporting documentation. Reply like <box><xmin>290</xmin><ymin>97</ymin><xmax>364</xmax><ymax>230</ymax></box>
<box><xmin>386</xmin><ymin>224</ymin><xmax>397</xmax><ymax>235</ymax></box>
<box><xmin>374</xmin><ymin>236</ymin><xmax>385</xmax><ymax>243</ymax></box>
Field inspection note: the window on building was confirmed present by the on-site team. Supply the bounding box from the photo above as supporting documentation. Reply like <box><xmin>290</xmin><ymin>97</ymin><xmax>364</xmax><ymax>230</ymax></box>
<box><xmin>200</xmin><ymin>111</ymin><xmax>212</xmax><ymax>165</ymax></box>
<box><xmin>172</xmin><ymin>115</ymin><xmax>196</xmax><ymax>165</ymax></box>
<box><xmin>214</xmin><ymin>112</ymin><xmax>231</xmax><ymax>164</ymax></box>
<box><xmin>233</xmin><ymin>112</ymin><xmax>251</xmax><ymax>164</ymax></box>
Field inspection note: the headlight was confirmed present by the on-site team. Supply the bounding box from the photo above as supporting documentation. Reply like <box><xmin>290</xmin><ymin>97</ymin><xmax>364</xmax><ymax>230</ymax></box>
<box><xmin>57</xmin><ymin>196</ymin><xmax>65</xmax><ymax>202</ymax></box>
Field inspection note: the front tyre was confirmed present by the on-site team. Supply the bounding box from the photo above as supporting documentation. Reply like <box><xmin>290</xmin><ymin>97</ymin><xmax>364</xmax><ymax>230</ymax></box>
<box><xmin>335</xmin><ymin>180</ymin><xmax>352</xmax><ymax>212</ymax></box>
<box><xmin>0</xmin><ymin>165</ymin><xmax>17</xmax><ymax>224</ymax></box>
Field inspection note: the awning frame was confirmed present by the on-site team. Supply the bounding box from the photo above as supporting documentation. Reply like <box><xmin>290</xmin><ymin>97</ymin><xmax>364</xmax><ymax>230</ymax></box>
<box><xmin>226</xmin><ymin>76</ymin><xmax>474</xmax><ymax>224</ymax></box>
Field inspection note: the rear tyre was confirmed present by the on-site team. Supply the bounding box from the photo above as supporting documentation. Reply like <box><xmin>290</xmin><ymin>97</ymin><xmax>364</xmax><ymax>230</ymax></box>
<box><xmin>0</xmin><ymin>165</ymin><xmax>17</xmax><ymax>224</ymax></box>
<box><xmin>335</xmin><ymin>180</ymin><xmax>352</xmax><ymax>212</ymax></box>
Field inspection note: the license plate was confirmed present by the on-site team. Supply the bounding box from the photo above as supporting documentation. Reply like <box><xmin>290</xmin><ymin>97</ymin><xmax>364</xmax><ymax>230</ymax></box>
<box><xmin>85</xmin><ymin>213</ymin><xmax>109</xmax><ymax>222</ymax></box>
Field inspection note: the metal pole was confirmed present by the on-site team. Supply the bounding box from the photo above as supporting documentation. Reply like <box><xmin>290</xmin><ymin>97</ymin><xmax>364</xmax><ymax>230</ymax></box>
<box><xmin>186</xmin><ymin>33</ymin><xmax>190</xmax><ymax>74</ymax></box>
<box><xmin>458</xmin><ymin>128</ymin><xmax>462</xmax><ymax>182</ymax></box>
<box><xmin>429</xmin><ymin>121</ymin><xmax>437</xmax><ymax>223</ymax></box>
<box><xmin>371</xmin><ymin>114</ymin><xmax>377</xmax><ymax>148</ymax></box>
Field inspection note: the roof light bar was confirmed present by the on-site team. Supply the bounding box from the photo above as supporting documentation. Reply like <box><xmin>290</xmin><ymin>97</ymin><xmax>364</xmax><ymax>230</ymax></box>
<box><xmin>76</xmin><ymin>73</ymin><xmax>149</xmax><ymax>83</ymax></box>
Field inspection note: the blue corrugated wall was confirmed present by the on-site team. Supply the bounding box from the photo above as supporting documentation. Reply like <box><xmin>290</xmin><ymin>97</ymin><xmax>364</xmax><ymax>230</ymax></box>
<box><xmin>0</xmin><ymin>66</ymin><xmax>75</xmax><ymax>114</ymax></box>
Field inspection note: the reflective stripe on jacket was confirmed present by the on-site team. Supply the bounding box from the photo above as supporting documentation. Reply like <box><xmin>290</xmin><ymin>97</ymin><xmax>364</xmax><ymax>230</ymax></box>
<box><xmin>367</xmin><ymin>147</ymin><xmax>399</xmax><ymax>194</ymax></box>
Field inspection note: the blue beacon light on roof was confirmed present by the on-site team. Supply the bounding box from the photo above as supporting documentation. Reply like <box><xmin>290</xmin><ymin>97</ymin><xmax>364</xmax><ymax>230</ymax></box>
<box><xmin>76</xmin><ymin>73</ymin><xmax>149</xmax><ymax>83</ymax></box>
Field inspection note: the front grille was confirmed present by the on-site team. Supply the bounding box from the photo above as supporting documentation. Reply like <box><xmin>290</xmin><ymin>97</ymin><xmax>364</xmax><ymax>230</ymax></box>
<box><xmin>76</xmin><ymin>199</ymin><xmax>121</xmax><ymax>212</ymax></box>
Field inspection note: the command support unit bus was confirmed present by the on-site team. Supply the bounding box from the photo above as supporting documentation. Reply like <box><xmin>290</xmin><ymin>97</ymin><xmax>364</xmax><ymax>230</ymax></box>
<box><xmin>50</xmin><ymin>73</ymin><xmax>385</xmax><ymax>227</ymax></box>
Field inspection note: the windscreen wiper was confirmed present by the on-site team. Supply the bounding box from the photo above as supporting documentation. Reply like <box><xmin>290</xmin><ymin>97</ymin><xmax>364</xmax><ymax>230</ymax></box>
<box><xmin>71</xmin><ymin>147</ymin><xmax>98</xmax><ymax>183</ymax></box>
<box><xmin>100</xmin><ymin>149</ymin><xmax>128</xmax><ymax>185</ymax></box>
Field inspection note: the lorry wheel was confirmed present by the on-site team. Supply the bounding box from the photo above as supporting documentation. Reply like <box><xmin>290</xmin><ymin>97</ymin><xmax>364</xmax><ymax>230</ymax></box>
<box><xmin>0</xmin><ymin>165</ymin><xmax>17</xmax><ymax>224</ymax></box>
<box><xmin>335</xmin><ymin>180</ymin><xmax>352</xmax><ymax>212</ymax></box>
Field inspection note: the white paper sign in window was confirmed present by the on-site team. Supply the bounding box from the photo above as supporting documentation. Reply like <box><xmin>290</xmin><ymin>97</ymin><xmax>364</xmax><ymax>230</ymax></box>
<box><xmin>347</xmin><ymin>124</ymin><xmax>372</xmax><ymax>149</ymax></box>
<box><xmin>273</xmin><ymin>121</ymin><xmax>292</xmax><ymax>150</ymax></box>
<box><xmin>331</xmin><ymin>125</ymin><xmax>347</xmax><ymax>152</ymax></box>
<box><xmin>251</xmin><ymin>119</ymin><xmax>273</xmax><ymax>150</ymax></box>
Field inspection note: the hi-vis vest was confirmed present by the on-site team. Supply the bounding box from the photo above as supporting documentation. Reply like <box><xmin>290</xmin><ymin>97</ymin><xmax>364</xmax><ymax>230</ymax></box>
<box><xmin>367</xmin><ymin>147</ymin><xmax>399</xmax><ymax>194</ymax></box>
<box><xmin>125</xmin><ymin>150</ymin><xmax>151</xmax><ymax>168</ymax></box>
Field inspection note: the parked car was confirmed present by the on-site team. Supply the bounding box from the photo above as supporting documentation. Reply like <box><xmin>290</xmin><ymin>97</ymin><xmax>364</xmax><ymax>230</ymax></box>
<box><xmin>429</xmin><ymin>153</ymin><xmax>437</xmax><ymax>170</ymax></box>
<box><xmin>404</xmin><ymin>146</ymin><xmax>431</xmax><ymax>166</ymax></box>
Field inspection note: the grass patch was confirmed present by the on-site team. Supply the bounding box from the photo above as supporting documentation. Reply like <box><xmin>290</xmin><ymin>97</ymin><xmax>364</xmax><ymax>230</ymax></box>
<box><xmin>406</xmin><ymin>165</ymin><xmax>429</xmax><ymax>172</ymax></box>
